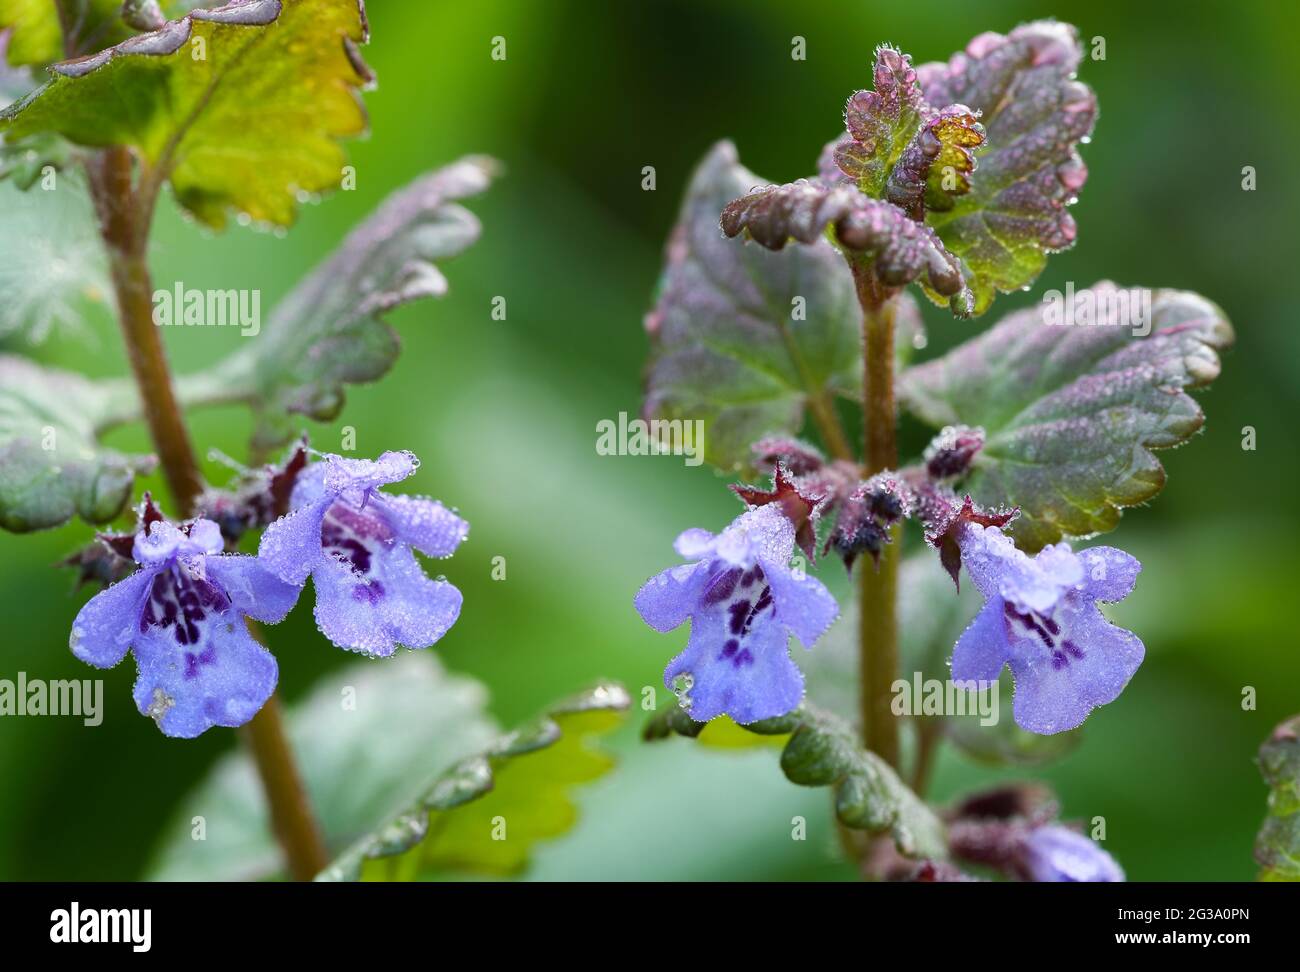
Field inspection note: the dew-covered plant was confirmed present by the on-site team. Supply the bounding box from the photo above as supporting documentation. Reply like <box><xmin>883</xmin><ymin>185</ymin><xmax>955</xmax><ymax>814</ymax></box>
<box><xmin>638</xmin><ymin>21</ymin><xmax>1239</xmax><ymax>879</ymax></box>
<box><xmin>0</xmin><ymin>0</ymin><xmax>629</xmax><ymax>882</ymax></box>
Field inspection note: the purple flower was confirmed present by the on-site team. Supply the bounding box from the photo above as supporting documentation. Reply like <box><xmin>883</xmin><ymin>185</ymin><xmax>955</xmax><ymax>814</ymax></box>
<box><xmin>635</xmin><ymin>504</ymin><xmax>838</xmax><ymax>724</ymax></box>
<box><xmin>70</xmin><ymin>518</ymin><xmax>299</xmax><ymax>738</ymax></box>
<box><xmin>258</xmin><ymin>451</ymin><xmax>466</xmax><ymax>657</ymax></box>
<box><xmin>1018</xmin><ymin>825</ymin><xmax>1124</xmax><ymax>882</ymax></box>
<box><xmin>951</xmin><ymin>522</ymin><xmax>1144</xmax><ymax>734</ymax></box>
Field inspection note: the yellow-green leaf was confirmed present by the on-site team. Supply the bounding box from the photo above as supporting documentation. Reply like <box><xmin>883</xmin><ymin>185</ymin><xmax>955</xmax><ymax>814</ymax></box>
<box><xmin>1</xmin><ymin>0</ymin><xmax>370</xmax><ymax>228</ymax></box>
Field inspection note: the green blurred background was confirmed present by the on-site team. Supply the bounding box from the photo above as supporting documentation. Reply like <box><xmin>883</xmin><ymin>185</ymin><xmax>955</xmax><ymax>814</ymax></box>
<box><xmin>1</xmin><ymin>0</ymin><xmax>1295</xmax><ymax>880</ymax></box>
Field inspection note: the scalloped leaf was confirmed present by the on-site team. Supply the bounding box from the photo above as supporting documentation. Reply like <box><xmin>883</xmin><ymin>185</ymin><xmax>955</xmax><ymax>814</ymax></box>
<box><xmin>915</xmin><ymin>20</ymin><xmax>1097</xmax><ymax>315</ymax></box>
<box><xmin>720</xmin><ymin>179</ymin><xmax>969</xmax><ymax>309</ymax></box>
<box><xmin>0</xmin><ymin>355</ymin><xmax>154</xmax><ymax>532</ymax></box>
<box><xmin>646</xmin><ymin>702</ymin><xmax>945</xmax><ymax>858</ymax></box>
<box><xmin>319</xmin><ymin>683</ymin><xmax>630</xmax><ymax>881</ymax></box>
<box><xmin>899</xmin><ymin>284</ymin><xmax>1234</xmax><ymax>551</ymax></box>
<box><xmin>831</xmin><ymin>46</ymin><xmax>927</xmax><ymax>198</ymax></box>
<box><xmin>1256</xmin><ymin>715</ymin><xmax>1300</xmax><ymax>882</ymax></box>
<box><xmin>0</xmin><ymin>0</ymin><xmax>371</xmax><ymax>228</ymax></box>
<box><xmin>0</xmin><ymin>1</ymin><xmax>202</xmax><ymax>67</ymax></box>
<box><xmin>148</xmin><ymin>654</ymin><xmax>501</xmax><ymax>881</ymax></box>
<box><xmin>179</xmin><ymin>156</ymin><xmax>494</xmax><ymax>450</ymax></box>
<box><xmin>644</xmin><ymin>141</ymin><xmax>862</xmax><ymax>472</ymax></box>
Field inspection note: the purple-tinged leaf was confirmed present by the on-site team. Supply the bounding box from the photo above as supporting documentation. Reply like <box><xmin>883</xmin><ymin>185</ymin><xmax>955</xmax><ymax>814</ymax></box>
<box><xmin>831</xmin><ymin>46</ymin><xmax>928</xmax><ymax>197</ymax></box>
<box><xmin>721</xmin><ymin>179</ymin><xmax>969</xmax><ymax>310</ymax></box>
<box><xmin>644</xmin><ymin>141</ymin><xmax>861</xmax><ymax>472</ymax></box>
<box><xmin>1255</xmin><ymin>715</ymin><xmax>1300</xmax><ymax>881</ymax></box>
<box><xmin>181</xmin><ymin>158</ymin><xmax>496</xmax><ymax>450</ymax></box>
<box><xmin>916</xmin><ymin>21</ymin><xmax>1097</xmax><ymax>314</ymax></box>
<box><xmin>885</xmin><ymin>105</ymin><xmax>985</xmax><ymax>220</ymax></box>
<box><xmin>899</xmin><ymin>283</ymin><xmax>1233</xmax><ymax>550</ymax></box>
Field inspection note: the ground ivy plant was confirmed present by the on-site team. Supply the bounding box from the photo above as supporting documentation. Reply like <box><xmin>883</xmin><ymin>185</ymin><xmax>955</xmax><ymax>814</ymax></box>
<box><xmin>638</xmin><ymin>20</ymin><xmax>1240</xmax><ymax>880</ymax></box>
<box><xmin>0</xmin><ymin>0</ymin><xmax>628</xmax><ymax>881</ymax></box>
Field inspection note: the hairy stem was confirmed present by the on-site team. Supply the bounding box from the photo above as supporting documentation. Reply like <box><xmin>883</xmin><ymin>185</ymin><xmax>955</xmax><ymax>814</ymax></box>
<box><xmin>85</xmin><ymin>144</ymin><xmax>328</xmax><ymax>881</ymax></box>
<box><xmin>88</xmin><ymin>148</ymin><xmax>205</xmax><ymax>512</ymax></box>
<box><xmin>851</xmin><ymin>260</ymin><xmax>900</xmax><ymax>769</ymax></box>
<box><xmin>241</xmin><ymin>689</ymin><xmax>328</xmax><ymax>881</ymax></box>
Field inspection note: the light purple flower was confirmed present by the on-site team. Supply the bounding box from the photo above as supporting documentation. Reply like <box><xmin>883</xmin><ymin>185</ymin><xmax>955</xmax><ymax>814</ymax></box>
<box><xmin>635</xmin><ymin>504</ymin><xmax>838</xmax><ymax>724</ymax></box>
<box><xmin>70</xmin><ymin>518</ymin><xmax>299</xmax><ymax>738</ymax></box>
<box><xmin>258</xmin><ymin>451</ymin><xmax>466</xmax><ymax>657</ymax></box>
<box><xmin>1019</xmin><ymin>825</ymin><xmax>1124</xmax><ymax>882</ymax></box>
<box><xmin>951</xmin><ymin>522</ymin><xmax>1144</xmax><ymax>734</ymax></box>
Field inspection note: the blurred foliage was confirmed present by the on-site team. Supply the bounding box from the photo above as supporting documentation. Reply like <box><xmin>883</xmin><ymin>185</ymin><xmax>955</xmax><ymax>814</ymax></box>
<box><xmin>0</xmin><ymin>0</ymin><xmax>1295</xmax><ymax>880</ymax></box>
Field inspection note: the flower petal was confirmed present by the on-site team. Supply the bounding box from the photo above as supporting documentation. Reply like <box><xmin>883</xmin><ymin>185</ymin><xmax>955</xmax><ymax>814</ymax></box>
<box><xmin>373</xmin><ymin>493</ymin><xmax>468</xmax><ymax>558</ymax></box>
<box><xmin>959</xmin><ymin>524</ymin><xmax>1081</xmax><ymax>614</ymax></box>
<box><xmin>673</xmin><ymin>527</ymin><xmax>715</xmax><ymax>559</ymax></box>
<box><xmin>69</xmin><ymin>567</ymin><xmax>156</xmax><ymax>668</ymax></box>
<box><xmin>1077</xmin><ymin>546</ymin><xmax>1141</xmax><ymax>602</ymax></box>
<box><xmin>1021</xmin><ymin>825</ymin><xmax>1124</xmax><ymax>882</ymax></box>
<box><xmin>204</xmin><ymin>554</ymin><xmax>302</xmax><ymax>625</ymax></box>
<box><xmin>664</xmin><ymin>607</ymin><xmax>803</xmax><ymax>724</ymax></box>
<box><xmin>759</xmin><ymin>554</ymin><xmax>837</xmax><ymax>648</ymax></box>
<box><xmin>311</xmin><ymin>545</ymin><xmax>462</xmax><ymax>656</ymax></box>
<box><xmin>131</xmin><ymin>611</ymin><xmax>277</xmax><ymax>738</ymax></box>
<box><xmin>634</xmin><ymin>562</ymin><xmax>710</xmax><ymax>633</ymax></box>
<box><xmin>321</xmin><ymin>450</ymin><xmax>418</xmax><ymax>495</ymax></box>
<box><xmin>950</xmin><ymin>596</ymin><xmax>1012</xmax><ymax>684</ymax></box>
<box><xmin>1008</xmin><ymin>599</ymin><xmax>1144</xmax><ymax>734</ymax></box>
<box><xmin>187</xmin><ymin>518</ymin><xmax>225</xmax><ymax>555</ymax></box>
<box><xmin>258</xmin><ymin>495</ymin><xmax>330</xmax><ymax>586</ymax></box>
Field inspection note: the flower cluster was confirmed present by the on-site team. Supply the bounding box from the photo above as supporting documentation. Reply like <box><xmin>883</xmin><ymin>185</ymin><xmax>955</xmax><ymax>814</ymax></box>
<box><xmin>70</xmin><ymin>451</ymin><xmax>466</xmax><ymax>737</ymax></box>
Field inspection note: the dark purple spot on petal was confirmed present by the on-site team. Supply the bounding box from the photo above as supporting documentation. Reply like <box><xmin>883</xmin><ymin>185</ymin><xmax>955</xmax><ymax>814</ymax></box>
<box><xmin>703</xmin><ymin>567</ymin><xmax>743</xmax><ymax>605</ymax></box>
<box><xmin>352</xmin><ymin>580</ymin><xmax>386</xmax><ymax>604</ymax></box>
<box><xmin>733</xmin><ymin>648</ymin><xmax>754</xmax><ymax>667</ymax></box>
<box><xmin>719</xmin><ymin>639</ymin><xmax>739</xmax><ymax>660</ymax></box>
<box><xmin>1063</xmin><ymin>639</ymin><xmax>1084</xmax><ymax>659</ymax></box>
<box><xmin>728</xmin><ymin>600</ymin><xmax>751</xmax><ymax>635</ymax></box>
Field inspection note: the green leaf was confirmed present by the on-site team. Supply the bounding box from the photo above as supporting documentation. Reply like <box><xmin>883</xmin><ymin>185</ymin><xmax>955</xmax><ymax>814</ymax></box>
<box><xmin>0</xmin><ymin>354</ymin><xmax>154</xmax><ymax>532</ymax></box>
<box><xmin>916</xmin><ymin>21</ymin><xmax>1097</xmax><ymax>315</ymax></box>
<box><xmin>899</xmin><ymin>283</ymin><xmax>1234</xmax><ymax>550</ymax></box>
<box><xmin>181</xmin><ymin>156</ymin><xmax>495</xmax><ymax>450</ymax></box>
<box><xmin>147</xmin><ymin>654</ymin><xmax>501</xmax><ymax>881</ymax></box>
<box><xmin>646</xmin><ymin>702</ymin><xmax>946</xmax><ymax>859</ymax></box>
<box><xmin>1</xmin><ymin>0</ymin><xmax>371</xmax><ymax>229</ymax></box>
<box><xmin>319</xmin><ymin>683</ymin><xmax>630</xmax><ymax>881</ymax></box>
<box><xmin>1256</xmin><ymin>715</ymin><xmax>1300</xmax><ymax>882</ymax></box>
<box><xmin>645</xmin><ymin>141</ymin><xmax>861</xmax><ymax>472</ymax></box>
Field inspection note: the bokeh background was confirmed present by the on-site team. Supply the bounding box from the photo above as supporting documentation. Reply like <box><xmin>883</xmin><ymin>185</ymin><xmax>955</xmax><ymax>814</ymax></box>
<box><xmin>1</xmin><ymin>0</ymin><xmax>1295</xmax><ymax>880</ymax></box>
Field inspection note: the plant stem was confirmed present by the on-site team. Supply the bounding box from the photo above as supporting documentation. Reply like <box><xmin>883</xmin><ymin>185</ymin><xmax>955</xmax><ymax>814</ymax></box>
<box><xmin>88</xmin><ymin>147</ymin><xmax>206</xmax><ymax>513</ymax></box>
<box><xmin>851</xmin><ymin>260</ymin><xmax>900</xmax><ymax>769</ymax></box>
<box><xmin>86</xmin><ymin>145</ymin><xmax>328</xmax><ymax>881</ymax></box>
<box><xmin>240</xmin><ymin>690</ymin><xmax>328</xmax><ymax>881</ymax></box>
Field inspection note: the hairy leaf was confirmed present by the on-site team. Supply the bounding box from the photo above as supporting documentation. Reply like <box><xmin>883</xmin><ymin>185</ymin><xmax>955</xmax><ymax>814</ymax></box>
<box><xmin>899</xmin><ymin>283</ymin><xmax>1234</xmax><ymax>550</ymax></box>
<box><xmin>319</xmin><ymin>683</ymin><xmax>630</xmax><ymax>881</ymax></box>
<box><xmin>647</xmin><ymin>701</ymin><xmax>946</xmax><ymax>858</ymax></box>
<box><xmin>720</xmin><ymin>179</ymin><xmax>968</xmax><ymax>307</ymax></box>
<box><xmin>644</xmin><ymin>141</ymin><xmax>861</xmax><ymax>471</ymax></box>
<box><xmin>831</xmin><ymin>46</ymin><xmax>928</xmax><ymax>198</ymax></box>
<box><xmin>1</xmin><ymin>0</ymin><xmax>371</xmax><ymax>228</ymax></box>
<box><xmin>148</xmin><ymin>654</ymin><xmax>500</xmax><ymax>881</ymax></box>
<box><xmin>1256</xmin><ymin>715</ymin><xmax>1300</xmax><ymax>882</ymax></box>
<box><xmin>0</xmin><ymin>355</ymin><xmax>154</xmax><ymax>532</ymax></box>
<box><xmin>184</xmin><ymin>156</ymin><xmax>494</xmax><ymax>449</ymax></box>
<box><xmin>916</xmin><ymin>21</ymin><xmax>1097</xmax><ymax>314</ymax></box>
